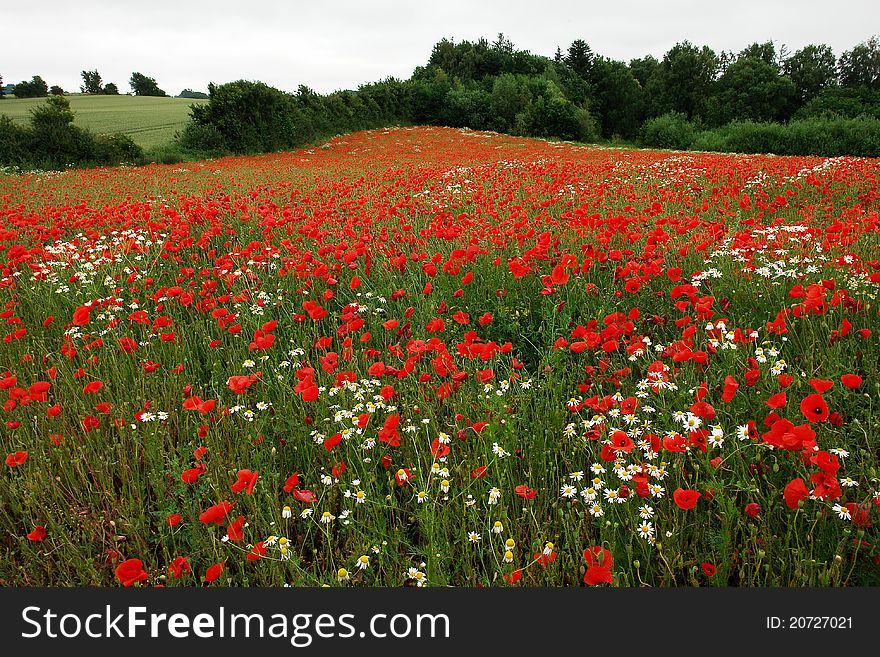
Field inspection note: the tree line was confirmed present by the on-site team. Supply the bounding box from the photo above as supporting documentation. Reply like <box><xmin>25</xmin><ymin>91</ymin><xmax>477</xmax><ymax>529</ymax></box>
<box><xmin>180</xmin><ymin>34</ymin><xmax>880</xmax><ymax>158</ymax></box>
<box><xmin>0</xmin><ymin>69</ymin><xmax>191</xmax><ymax>98</ymax></box>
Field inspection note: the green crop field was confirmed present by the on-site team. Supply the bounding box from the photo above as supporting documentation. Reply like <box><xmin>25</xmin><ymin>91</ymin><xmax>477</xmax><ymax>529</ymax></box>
<box><xmin>0</xmin><ymin>94</ymin><xmax>207</xmax><ymax>150</ymax></box>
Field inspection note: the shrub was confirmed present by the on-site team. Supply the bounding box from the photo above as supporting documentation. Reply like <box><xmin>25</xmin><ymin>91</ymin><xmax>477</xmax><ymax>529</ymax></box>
<box><xmin>641</xmin><ymin>112</ymin><xmax>696</xmax><ymax>150</ymax></box>
<box><xmin>692</xmin><ymin>117</ymin><xmax>880</xmax><ymax>157</ymax></box>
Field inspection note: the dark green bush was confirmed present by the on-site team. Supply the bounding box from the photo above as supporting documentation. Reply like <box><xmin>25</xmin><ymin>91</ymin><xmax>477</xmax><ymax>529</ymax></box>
<box><xmin>179</xmin><ymin>79</ymin><xmax>413</xmax><ymax>155</ymax></box>
<box><xmin>691</xmin><ymin>117</ymin><xmax>880</xmax><ymax>157</ymax></box>
<box><xmin>641</xmin><ymin>112</ymin><xmax>696</xmax><ymax>150</ymax></box>
<box><xmin>0</xmin><ymin>115</ymin><xmax>28</xmax><ymax>165</ymax></box>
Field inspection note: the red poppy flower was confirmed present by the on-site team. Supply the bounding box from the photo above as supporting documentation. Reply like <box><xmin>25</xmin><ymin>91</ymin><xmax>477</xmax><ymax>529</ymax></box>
<box><xmin>609</xmin><ymin>430</ymin><xmax>635</xmax><ymax>454</ymax></box>
<box><xmin>783</xmin><ymin>478</ymin><xmax>809</xmax><ymax>509</ymax></box>
<box><xmin>662</xmin><ymin>433</ymin><xmax>688</xmax><ymax>452</ymax></box>
<box><xmin>5</xmin><ymin>451</ymin><xmax>28</xmax><ymax>467</ymax></box>
<box><xmin>168</xmin><ymin>556</ymin><xmax>190</xmax><ymax>579</ymax></box>
<box><xmin>844</xmin><ymin>503</ymin><xmax>871</xmax><ymax>528</ymax></box>
<box><xmin>701</xmin><ymin>562</ymin><xmax>716</xmax><ymax>577</ymax></box>
<box><xmin>230</xmin><ymin>469</ymin><xmax>259</xmax><ymax>495</ymax></box>
<box><xmin>246</xmin><ymin>541</ymin><xmax>267</xmax><ymax>561</ymax></box>
<box><xmin>199</xmin><ymin>501</ymin><xmax>233</xmax><ymax>524</ymax></box>
<box><xmin>673</xmin><ymin>488</ymin><xmax>701</xmax><ymax>510</ymax></box>
<box><xmin>83</xmin><ymin>380</ymin><xmax>104</xmax><ymax>394</ymax></box>
<box><xmin>808</xmin><ymin>378</ymin><xmax>834</xmax><ymax>394</ymax></box>
<box><xmin>515</xmin><ymin>485</ymin><xmax>537</xmax><ymax>500</ymax></box>
<box><xmin>721</xmin><ymin>375</ymin><xmax>739</xmax><ymax>402</ymax></box>
<box><xmin>118</xmin><ymin>337</ymin><xmax>138</xmax><ymax>354</ymax></box>
<box><xmin>840</xmin><ymin>374</ymin><xmax>862</xmax><ymax>389</ymax></box>
<box><xmin>504</xmin><ymin>570</ymin><xmax>522</xmax><ymax>585</ymax></box>
<box><xmin>72</xmin><ymin>305</ymin><xmax>92</xmax><ymax>326</ymax></box>
<box><xmin>766</xmin><ymin>392</ymin><xmax>787</xmax><ymax>409</ymax></box>
<box><xmin>378</xmin><ymin>413</ymin><xmax>401</xmax><ymax>447</ymax></box>
<box><xmin>809</xmin><ymin>471</ymin><xmax>841</xmax><ymax>501</ymax></box>
<box><xmin>226</xmin><ymin>515</ymin><xmax>245</xmax><ymax>541</ymax></box>
<box><xmin>761</xmin><ymin>418</ymin><xmax>817</xmax><ymax>451</ymax></box>
<box><xmin>431</xmin><ymin>438</ymin><xmax>450</xmax><ymax>459</ymax></box>
<box><xmin>115</xmin><ymin>558</ymin><xmax>149</xmax><ymax>587</ymax></box>
<box><xmin>227</xmin><ymin>374</ymin><xmax>257</xmax><ymax>394</ymax></box>
<box><xmin>533</xmin><ymin>550</ymin><xmax>557</xmax><ymax>567</ymax></box>
<box><xmin>181</xmin><ymin>464</ymin><xmax>205</xmax><ymax>484</ymax></box>
<box><xmin>744</xmin><ymin>502</ymin><xmax>760</xmax><ymax>518</ymax></box>
<box><xmin>324</xmin><ymin>432</ymin><xmax>343</xmax><ymax>452</ymax></box>
<box><xmin>583</xmin><ymin>546</ymin><xmax>614</xmax><ymax>585</ymax></box>
<box><xmin>470</xmin><ymin>466</ymin><xmax>488</xmax><ymax>479</ymax></box>
<box><xmin>283</xmin><ymin>472</ymin><xmax>300</xmax><ymax>493</ymax></box>
<box><xmin>166</xmin><ymin>513</ymin><xmax>182</xmax><ymax>527</ymax></box>
<box><xmin>800</xmin><ymin>394</ymin><xmax>829</xmax><ymax>423</ymax></box>
<box><xmin>205</xmin><ymin>562</ymin><xmax>225</xmax><ymax>583</ymax></box>
<box><xmin>27</xmin><ymin>526</ymin><xmax>47</xmax><ymax>541</ymax></box>
<box><xmin>293</xmin><ymin>488</ymin><xmax>317</xmax><ymax>504</ymax></box>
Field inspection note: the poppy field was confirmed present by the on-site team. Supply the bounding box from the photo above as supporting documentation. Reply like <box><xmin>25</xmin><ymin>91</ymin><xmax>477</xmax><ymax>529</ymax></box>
<box><xmin>1</xmin><ymin>126</ymin><xmax>879</xmax><ymax>587</ymax></box>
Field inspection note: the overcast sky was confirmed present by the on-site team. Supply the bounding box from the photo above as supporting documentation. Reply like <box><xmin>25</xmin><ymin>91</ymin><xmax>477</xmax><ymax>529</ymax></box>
<box><xmin>2</xmin><ymin>0</ymin><xmax>876</xmax><ymax>95</ymax></box>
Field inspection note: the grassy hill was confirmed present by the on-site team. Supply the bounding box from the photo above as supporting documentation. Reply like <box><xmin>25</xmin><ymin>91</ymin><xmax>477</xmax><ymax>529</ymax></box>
<box><xmin>0</xmin><ymin>94</ymin><xmax>207</xmax><ymax>150</ymax></box>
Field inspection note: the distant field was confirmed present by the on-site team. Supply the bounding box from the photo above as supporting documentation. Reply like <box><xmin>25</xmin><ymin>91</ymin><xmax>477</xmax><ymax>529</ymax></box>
<box><xmin>0</xmin><ymin>94</ymin><xmax>208</xmax><ymax>150</ymax></box>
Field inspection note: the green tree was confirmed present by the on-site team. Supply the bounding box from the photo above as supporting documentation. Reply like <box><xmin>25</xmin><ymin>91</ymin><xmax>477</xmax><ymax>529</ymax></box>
<box><xmin>592</xmin><ymin>57</ymin><xmax>644</xmax><ymax>138</ymax></box>
<box><xmin>30</xmin><ymin>94</ymin><xmax>75</xmax><ymax>131</ymax></box>
<box><xmin>795</xmin><ymin>86</ymin><xmax>880</xmax><ymax>120</ymax></box>
<box><xmin>81</xmin><ymin>69</ymin><xmax>103</xmax><ymax>94</ymax></box>
<box><xmin>490</xmin><ymin>73</ymin><xmax>531</xmax><ymax>132</ymax></box>
<box><xmin>12</xmin><ymin>75</ymin><xmax>49</xmax><ymax>98</ymax></box>
<box><xmin>50</xmin><ymin>85</ymin><xmax>64</xmax><ymax>96</ymax></box>
<box><xmin>709</xmin><ymin>57</ymin><xmax>795</xmax><ymax>124</ymax></box>
<box><xmin>655</xmin><ymin>42</ymin><xmax>719</xmax><ymax>120</ymax></box>
<box><xmin>838</xmin><ymin>36</ymin><xmax>880</xmax><ymax>89</ymax></box>
<box><xmin>565</xmin><ymin>39</ymin><xmax>594</xmax><ymax>81</ymax></box>
<box><xmin>178</xmin><ymin>89</ymin><xmax>209</xmax><ymax>99</ymax></box>
<box><xmin>129</xmin><ymin>72</ymin><xmax>166</xmax><ymax>96</ymax></box>
<box><xmin>0</xmin><ymin>74</ymin><xmax>4</xmax><ymax>99</ymax></box>
<box><xmin>784</xmin><ymin>44</ymin><xmax>838</xmax><ymax>106</ymax></box>
<box><xmin>103</xmin><ymin>82</ymin><xmax>119</xmax><ymax>95</ymax></box>
<box><xmin>739</xmin><ymin>41</ymin><xmax>779</xmax><ymax>69</ymax></box>
<box><xmin>629</xmin><ymin>55</ymin><xmax>659</xmax><ymax>89</ymax></box>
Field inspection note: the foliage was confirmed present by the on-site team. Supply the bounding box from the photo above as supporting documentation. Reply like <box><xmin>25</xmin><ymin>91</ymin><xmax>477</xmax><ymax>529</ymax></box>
<box><xmin>795</xmin><ymin>86</ymin><xmax>880</xmax><ymax>120</ymax></box>
<box><xmin>692</xmin><ymin>116</ymin><xmax>880</xmax><ymax>157</ymax></box>
<box><xmin>641</xmin><ymin>112</ymin><xmax>696</xmax><ymax>150</ymax></box>
<box><xmin>784</xmin><ymin>44</ymin><xmax>838</xmax><ymax>106</ymax></box>
<box><xmin>12</xmin><ymin>75</ymin><xmax>49</xmax><ymax>98</ymax></box>
<box><xmin>178</xmin><ymin>89</ymin><xmax>209</xmax><ymax>99</ymax></box>
<box><xmin>130</xmin><ymin>72</ymin><xmax>167</xmax><ymax>97</ymax></box>
<box><xmin>81</xmin><ymin>69</ymin><xmax>104</xmax><ymax>94</ymax></box>
<box><xmin>707</xmin><ymin>57</ymin><xmax>795</xmax><ymax>125</ymax></box>
<box><xmin>838</xmin><ymin>36</ymin><xmax>880</xmax><ymax>89</ymax></box>
<box><xmin>651</xmin><ymin>41</ymin><xmax>719</xmax><ymax>120</ymax></box>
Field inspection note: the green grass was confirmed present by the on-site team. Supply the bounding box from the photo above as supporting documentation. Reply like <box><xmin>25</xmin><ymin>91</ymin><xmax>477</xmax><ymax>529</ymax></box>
<box><xmin>0</xmin><ymin>95</ymin><xmax>207</xmax><ymax>150</ymax></box>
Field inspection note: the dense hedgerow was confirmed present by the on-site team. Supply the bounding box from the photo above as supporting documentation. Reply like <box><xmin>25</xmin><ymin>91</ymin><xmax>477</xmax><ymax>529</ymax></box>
<box><xmin>179</xmin><ymin>79</ymin><xmax>414</xmax><ymax>155</ymax></box>
<box><xmin>639</xmin><ymin>114</ymin><xmax>880</xmax><ymax>157</ymax></box>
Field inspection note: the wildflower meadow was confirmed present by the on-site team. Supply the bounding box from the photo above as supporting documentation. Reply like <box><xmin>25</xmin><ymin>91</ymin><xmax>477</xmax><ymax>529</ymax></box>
<box><xmin>1</xmin><ymin>126</ymin><xmax>878</xmax><ymax>587</ymax></box>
